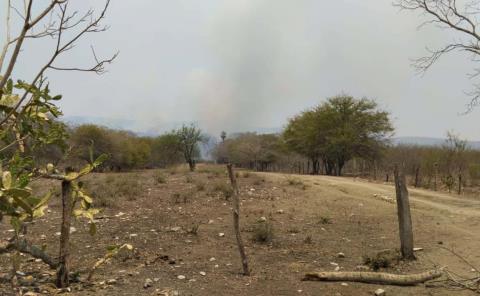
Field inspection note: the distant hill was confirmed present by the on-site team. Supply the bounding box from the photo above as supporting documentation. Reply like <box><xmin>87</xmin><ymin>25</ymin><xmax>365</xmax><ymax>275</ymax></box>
<box><xmin>392</xmin><ymin>137</ymin><xmax>480</xmax><ymax>150</ymax></box>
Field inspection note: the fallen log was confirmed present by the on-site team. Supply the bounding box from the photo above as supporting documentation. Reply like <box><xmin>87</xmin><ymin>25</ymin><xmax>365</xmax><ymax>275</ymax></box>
<box><xmin>0</xmin><ymin>239</ymin><xmax>58</xmax><ymax>269</ymax></box>
<box><xmin>303</xmin><ymin>270</ymin><xmax>442</xmax><ymax>286</ymax></box>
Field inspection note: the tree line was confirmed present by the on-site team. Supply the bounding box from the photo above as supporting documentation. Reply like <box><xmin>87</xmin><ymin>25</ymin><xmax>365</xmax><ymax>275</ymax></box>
<box><xmin>214</xmin><ymin>96</ymin><xmax>480</xmax><ymax>194</ymax></box>
<box><xmin>1</xmin><ymin>123</ymin><xmax>205</xmax><ymax>172</ymax></box>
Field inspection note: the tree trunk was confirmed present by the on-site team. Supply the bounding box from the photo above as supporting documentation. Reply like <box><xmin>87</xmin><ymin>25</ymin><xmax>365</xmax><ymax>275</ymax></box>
<box><xmin>188</xmin><ymin>159</ymin><xmax>195</xmax><ymax>171</ymax></box>
<box><xmin>414</xmin><ymin>166</ymin><xmax>420</xmax><ymax>188</ymax></box>
<box><xmin>56</xmin><ymin>178</ymin><xmax>73</xmax><ymax>288</ymax></box>
<box><xmin>394</xmin><ymin>165</ymin><xmax>415</xmax><ymax>260</ymax></box>
<box><xmin>226</xmin><ymin>164</ymin><xmax>250</xmax><ymax>276</ymax></box>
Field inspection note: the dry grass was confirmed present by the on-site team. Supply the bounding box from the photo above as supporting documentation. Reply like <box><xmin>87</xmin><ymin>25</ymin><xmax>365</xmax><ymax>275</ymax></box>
<box><xmin>211</xmin><ymin>181</ymin><xmax>234</xmax><ymax>199</ymax></box>
<box><xmin>83</xmin><ymin>173</ymin><xmax>143</xmax><ymax>207</ymax></box>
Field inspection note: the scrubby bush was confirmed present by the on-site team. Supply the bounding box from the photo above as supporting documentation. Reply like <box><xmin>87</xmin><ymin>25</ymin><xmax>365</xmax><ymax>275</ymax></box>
<box><xmin>252</xmin><ymin>221</ymin><xmax>274</xmax><ymax>243</ymax></box>
<box><xmin>211</xmin><ymin>182</ymin><xmax>233</xmax><ymax>199</ymax></box>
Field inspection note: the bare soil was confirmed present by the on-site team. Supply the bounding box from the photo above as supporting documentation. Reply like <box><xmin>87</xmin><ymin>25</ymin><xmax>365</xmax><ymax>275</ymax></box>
<box><xmin>1</xmin><ymin>164</ymin><xmax>480</xmax><ymax>295</ymax></box>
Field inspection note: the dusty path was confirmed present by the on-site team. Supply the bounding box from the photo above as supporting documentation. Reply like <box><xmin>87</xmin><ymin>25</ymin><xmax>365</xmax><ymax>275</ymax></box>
<box><xmin>258</xmin><ymin>172</ymin><xmax>480</xmax><ymax>278</ymax></box>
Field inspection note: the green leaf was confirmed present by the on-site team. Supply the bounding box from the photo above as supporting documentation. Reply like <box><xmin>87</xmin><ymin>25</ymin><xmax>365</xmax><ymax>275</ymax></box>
<box><xmin>83</xmin><ymin>194</ymin><xmax>93</xmax><ymax>204</ymax></box>
<box><xmin>65</xmin><ymin>172</ymin><xmax>80</xmax><ymax>181</ymax></box>
<box><xmin>10</xmin><ymin>217</ymin><xmax>21</xmax><ymax>232</ymax></box>
<box><xmin>32</xmin><ymin>205</ymin><xmax>48</xmax><ymax>218</ymax></box>
<box><xmin>5</xmin><ymin>188</ymin><xmax>31</xmax><ymax>199</ymax></box>
<box><xmin>93</xmin><ymin>154</ymin><xmax>109</xmax><ymax>167</ymax></box>
<box><xmin>78</xmin><ymin>164</ymin><xmax>94</xmax><ymax>177</ymax></box>
<box><xmin>2</xmin><ymin>171</ymin><xmax>12</xmax><ymax>189</ymax></box>
<box><xmin>73</xmin><ymin>209</ymin><xmax>83</xmax><ymax>217</ymax></box>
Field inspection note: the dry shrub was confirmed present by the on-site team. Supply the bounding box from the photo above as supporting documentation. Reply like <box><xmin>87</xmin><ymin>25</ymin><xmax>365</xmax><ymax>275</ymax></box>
<box><xmin>252</xmin><ymin>221</ymin><xmax>274</xmax><ymax>243</ymax></box>
<box><xmin>363</xmin><ymin>249</ymin><xmax>400</xmax><ymax>271</ymax></box>
<box><xmin>318</xmin><ymin>216</ymin><xmax>332</xmax><ymax>225</ymax></box>
<box><xmin>211</xmin><ymin>181</ymin><xmax>233</xmax><ymax>199</ymax></box>
<box><xmin>153</xmin><ymin>171</ymin><xmax>167</xmax><ymax>184</ymax></box>
<box><xmin>286</xmin><ymin>177</ymin><xmax>303</xmax><ymax>186</ymax></box>
<box><xmin>172</xmin><ymin>192</ymin><xmax>190</xmax><ymax>204</ymax></box>
<box><xmin>195</xmin><ymin>182</ymin><xmax>206</xmax><ymax>191</ymax></box>
<box><xmin>85</xmin><ymin>174</ymin><xmax>142</xmax><ymax>207</ymax></box>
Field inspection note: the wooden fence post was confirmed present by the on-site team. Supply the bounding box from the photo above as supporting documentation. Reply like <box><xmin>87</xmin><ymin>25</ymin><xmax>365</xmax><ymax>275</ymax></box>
<box><xmin>458</xmin><ymin>173</ymin><xmax>462</xmax><ymax>195</ymax></box>
<box><xmin>227</xmin><ymin>164</ymin><xmax>250</xmax><ymax>276</ymax></box>
<box><xmin>56</xmin><ymin>174</ymin><xmax>73</xmax><ymax>288</ymax></box>
<box><xmin>394</xmin><ymin>165</ymin><xmax>415</xmax><ymax>260</ymax></box>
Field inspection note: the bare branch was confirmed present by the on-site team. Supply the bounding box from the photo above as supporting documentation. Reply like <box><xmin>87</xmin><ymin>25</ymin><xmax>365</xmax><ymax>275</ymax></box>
<box><xmin>395</xmin><ymin>0</ymin><xmax>480</xmax><ymax>110</ymax></box>
<box><xmin>0</xmin><ymin>0</ymin><xmax>117</xmax><ymax>128</ymax></box>
<box><xmin>0</xmin><ymin>0</ymin><xmax>12</xmax><ymax>72</ymax></box>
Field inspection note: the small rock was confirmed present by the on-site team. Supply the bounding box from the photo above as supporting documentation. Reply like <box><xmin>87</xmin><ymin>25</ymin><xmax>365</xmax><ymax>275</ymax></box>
<box><xmin>144</xmin><ymin>278</ymin><xmax>153</xmax><ymax>289</ymax></box>
<box><xmin>199</xmin><ymin>271</ymin><xmax>206</xmax><ymax>276</ymax></box>
<box><xmin>374</xmin><ymin>288</ymin><xmax>386</xmax><ymax>296</ymax></box>
<box><xmin>40</xmin><ymin>235</ymin><xmax>46</xmax><ymax>240</ymax></box>
<box><xmin>209</xmin><ymin>257</ymin><xmax>216</xmax><ymax>262</ymax></box>
<box><xmin>330</xmin><ymin>262</ymin><xmax>339</xmax><ymax>266</ymax></box>
<box><xmin>259</xmin><ymin>217</ymin><xmax>267</xmax><ymax>222</ymax></box>
<box><xmin>276</xmin><ymin>209</ymin><xmax>284</xmax><ymax>214</ymax></box>
<box><xmin>69</xmin><ymin>227</ymin><xmax>77</xmax><ymax>234</ymax></box>
<box><xmin>177</xmin><ymin>275</ymin><xmax>186</xmax><ymax>280</ymax></box>
<box><xmin>218</xmin><ymin>233</ymin><xmax>225</xmax><ymax>237</ymax></box>
<box><xmin>413</xmin><ymin>247</ymin><xmax>423</xmax><ymax>252</ymax></box>
<box><xmin>337</xmin><ymin>252</ymin><xmax>345</xmax><ymax>258</ymax></box>
<box><xmin>334</xmin><ymin>266</ymin><xmax>340</xmax><ymax>271</ymax></box>
<box><xmin>170</xmin><ymin>227</ymin><xmax>181</xmax><ymax>232</ymax></box>
<box><xmin>106</xmin><ymin>279</ymin><xmax>117</xmax><ymax>285</ymax></box>
<box><xmin>208</xmin><ymin>220</ymin><xmax>214</xmax><ymax>224</ymax></box>
<box><xmin>340</xmin><ymin>282</ymin><xmax>348</xmax><ymax>286</ymax></box>
<box><xmin>129</xmin><ymin>233</ymin><xmax>138</xmax><ymax>238</ymax></box>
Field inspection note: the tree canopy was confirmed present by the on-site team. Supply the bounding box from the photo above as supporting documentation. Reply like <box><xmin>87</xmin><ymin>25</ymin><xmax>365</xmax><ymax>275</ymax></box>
<box><xmin>283</xmin><ymin>95</ymin><xmax>394</xmax><ymax>175</ymax></box>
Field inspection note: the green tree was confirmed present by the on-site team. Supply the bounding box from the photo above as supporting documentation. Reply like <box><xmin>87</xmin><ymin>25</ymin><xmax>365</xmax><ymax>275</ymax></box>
<box><xmin>284</xmin><ymin>95</ymin><xmax>393</xmax><ymax>176</ymax></box>
<box><xmin>150</xmin><ymin>133</ymin><xmax>183</xmax><ymax>167</ymax></box>
<box><xmin>176</xmin><ymin>124</ymin><xmax>204</xmax><ymax>171</ymax></box>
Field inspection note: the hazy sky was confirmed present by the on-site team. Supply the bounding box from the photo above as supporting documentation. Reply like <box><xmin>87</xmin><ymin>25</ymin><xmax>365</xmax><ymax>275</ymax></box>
<box><xmin>5</xmin><ymin>0</ymin><xmax>480</xmax><ymax>139</ymax></box>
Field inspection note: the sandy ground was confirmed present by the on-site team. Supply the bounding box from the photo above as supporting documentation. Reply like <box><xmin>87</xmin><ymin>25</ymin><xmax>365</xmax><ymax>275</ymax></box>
<box><xmin>1</xmin><ymin>165</ymin><xmax>480</xmax><ymax>295</ymax></box>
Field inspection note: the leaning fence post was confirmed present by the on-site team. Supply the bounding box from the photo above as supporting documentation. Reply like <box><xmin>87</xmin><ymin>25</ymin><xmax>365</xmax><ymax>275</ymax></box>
<box><xmin>56</xmin><ymin>168</ymin><xmax>74</xmax><ymax>288</ymax></box>
<box><xmin>394</xmin><ymin>165</ymin><xmax>415</xmax><ymax>260</ymax></box>
<box><xmin>226</xmin><ymin>164</ymin><xmax>250</xmax><ymax>276</ymax></box>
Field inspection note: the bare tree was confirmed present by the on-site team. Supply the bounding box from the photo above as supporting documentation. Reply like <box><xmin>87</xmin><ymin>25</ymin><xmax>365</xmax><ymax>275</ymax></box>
<box><xmin>176</xmin><ymin>124</ymin><xmax>204</xmax><ymax>171</ymax></box>
<box><xmin>0</xmin><ymin>0</ymin><xmax>117</xmax><ymax>129</ymax></box>
<box><xmin>395</xmin><ymin>0</ymin><xmax>480</xmax><ymax>108</ymax></box>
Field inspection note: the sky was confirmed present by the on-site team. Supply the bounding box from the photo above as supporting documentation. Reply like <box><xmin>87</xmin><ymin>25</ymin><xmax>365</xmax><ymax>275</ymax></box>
<box><xmin>4</xmin><ymin>0</ymin><xmax>480</xmax><ymax>139</ymax></box>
